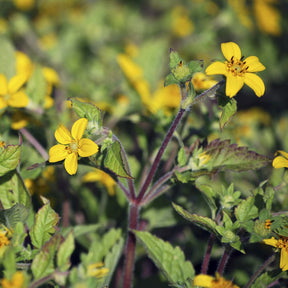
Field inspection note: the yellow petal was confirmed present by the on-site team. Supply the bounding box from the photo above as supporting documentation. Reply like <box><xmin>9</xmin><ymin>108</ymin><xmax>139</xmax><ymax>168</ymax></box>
<box><xmin>82</xmin><ymin>170</ymin><xmax>102</xmax><ymax>182</ymax></box>
<box><xmin>78</xmin><ymin>138</ymin><xmax>99</xmax><ymax>157</ymax></box>
<box><xmin>0</xmin><ymin>74</ymin><xmax>8</xmax><ymax>95</ymax></box>
<box><xmin>71</xmin><ymin>118</ymin><xmax>88</xmax><ymax>141</ymax></box>
<box><xmin>245</xmin><ymin>56</ymin><xmax>266</xmax><ymax>72</ymax></box>
<box><xmin>263</xmin><ymin>237</ymin><xmax>278</xmax><ymax>247</ymax></box>
<box><xmin>272</xmin><ymin>156</ymin><xmax>288</xmax><ymax>168</ymax></box>
<box><xmin>49</xmin><ymin>144</ymin><xmax>69</xmax><ymax>162</ymax></box>
<box><xmin>244</xmin><ymin>73</ymin><xmax>265</xmax><ymax>97</ymax></box>
<box><xmin>205</xmin><ymin>62</ymin><xmax>226</xmax><ymax>76</ymax></box>
<box><xmin>193</xmin><ymin>274</ymin><xmax>214</xmax><ymax>287</ymax></box>
<box><xmin>225</xmin><ymin>74</ymin><xmax>244</xmax><ymax>97</ymax></box>
<box><xmin>8</xmin><ymin>91</ymin><xmax>29</xmax><ymax>107</ymax></box>
<box><xmin>280</xmin><ymin>248</ymin><xmax>288</xmax><ymax>271</ymax></box>
<box><xmin>42</xmin><ymin>67</ymin><xmax>60</xmax><ymax>85</ymax></box>
<box><xmin>0</xmin><ymin>97</ymin><xmax>8</xmax><ymax>109</ymax></box>
<box><xmin>64</xmin><ymin>152</ymin><xmax>78</xmax><ymax>175</ymax></box>
<box><xmin>55</xmin><ymin>124</ymin><xmax>72</xmax><ymax>144</ymax></box>
<box><xmin>7</xmin><ymin>74</ymin><xmax>27</xmax><ymax>94</ymax></box>
<box><xmin>221</xmin><ymin>42</ymin><xmax>241</xmax><ymax>61</ymax></box>
<box><xmin>276</xmin><ymin>150</ymin><xmax>288</xmax><ymax>159</ymax></box>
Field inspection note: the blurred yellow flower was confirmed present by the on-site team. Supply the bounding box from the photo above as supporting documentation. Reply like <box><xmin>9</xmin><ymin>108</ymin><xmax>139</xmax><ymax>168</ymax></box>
<box><xmin>49</xmin><ymin>118</ymin><xmax>99</xmax><ymax>175</ymax></box>
<box><xmin>1</xmin><ymin>271</ymin><xmax>25</xmax><ymax>288</ymax></box>
<box><xmin>15</xmin><ymin>51</ymin><xmax>33</xmax><ymax>81</ymax></box>
<box><xmin>0</xmin><ymin>229</ymin><xmax>10</xmax><ymax>249</ymax></box>
<box><xmin>171</xmin><ymin>6</ymin><xmax>194</xmax><ymax>38</ymax></box>
<box><xmin>272</xmin><ymin>150</ymin><xmax>288</xmax><ymax>169</ymax></box>
<box><xmin>87</xmin><ymin>262</ymin><xmax>109</xmax><ymax>278</ymax></box>
<box><xmin>13</xmin><ymin>0</ymin><xmax>35</xmax><ymax>10</ymax></box>
<box><xmin>0</xmin><ymin>74</ymin><xmax>29</xmax><ymax>109</ymax></box>
<box><xmin>205</xmin><ymin>42</ymin><xmax>265</xmax><ymax>98</ymax></box>
<box><xmin>83</xmin><ymin>169</ymin><xmax>116</xmax><ymax>196</ymax></box>
<box><xmin>263</xmin><ymin>236</ymin><xmax>288</xmax><ymax>271</ymax></box>
<box><xmin>0</xmin><ymin>141</ymin><xmax>5</xmax><ymax>148</ymax></box>
<box><xmin>228</xmin><ymin>0</ymin><xmax>253</xmax><ymax>30</ymax></box>
<box><xmin>191</xmin><ymin>72</ymin><xmax>218</xmax><ymax>92</ymax></box>
<box><xmin>193</xmin><ymin>272</ymin><xmax>239</xmax><ymax>288</ymax></box>
<box><xmin>0</xmin><ymin>18</ymin><xmax>8</xmax><ymax>34</ymax></box>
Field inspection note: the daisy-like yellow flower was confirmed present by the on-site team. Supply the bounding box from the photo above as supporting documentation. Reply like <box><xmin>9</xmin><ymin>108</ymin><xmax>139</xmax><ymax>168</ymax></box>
<box><xmin>1</xmin><ymin>271</ymin><xmax>25</xmax><ymax>288</ymax></box>
<box><xmin>0</xmin><ymin>74</ymin><xmax>29</xmax><ymax>110</ymax></box>
<box><xmin>205</xmin><ymin>42</ymin><xmax>265</xmax><ymax>98</ymax></box>
<box><xmin>49</xmin><ymin>118</ymin><xmax>99</xmax><ymax>175</ymax></box>
<box><xmin>263</xmin><ymin>236</ymin><xmax>288</xmax><ymax>271</ymax></box>
<box><xmin>272</xmin><ymin>150</ymin><xmax>288</xmax><ymax>169</ymax></box>
<box><xmin>83</xmin><ymin>169</ymin><xmax>116</xmax><ymax>196</ymax></box>
<box><xmin>193</xmin><ymin>272</ymin><xmax>239</xmax><ymax>288</ymax></box>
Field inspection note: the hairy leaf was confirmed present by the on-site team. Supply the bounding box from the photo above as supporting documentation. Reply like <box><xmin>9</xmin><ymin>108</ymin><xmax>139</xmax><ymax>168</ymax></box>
<box><xmin>0</xmin><ymin>204</ymin><xmax>29</xmax><ymax>230</ymax></box>
<box><xmin>0</xmin><ymin>145</ymin><xmax>21</xmax><ymax>176</ymax></box>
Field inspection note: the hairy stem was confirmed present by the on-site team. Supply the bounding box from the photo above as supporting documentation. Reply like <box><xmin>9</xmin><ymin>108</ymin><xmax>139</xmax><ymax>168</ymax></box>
<box><xmin>201</xmin><ymin>233</ymin><xmax>216</xmax><ymax>274</ymax></box>
<box><xmin>217</xmin><ymin>246</ymin><xmax>232</xmax><ymax>276</ymax></box>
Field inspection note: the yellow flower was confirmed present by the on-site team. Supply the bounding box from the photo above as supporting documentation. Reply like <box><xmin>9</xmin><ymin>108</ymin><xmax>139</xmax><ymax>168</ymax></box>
<box><xmin>13</xmin><ymin>0</ymin><xmax>35</xmax><ymax>10</ymax></box>
<box><xmin>193</xmin><ymin>272</ymin><xmax>239</xmax><ymax>288</ymax></box>
<box><xmin>83</xmin><ymin>169</ymin><xmax>116</xmax><ymax>196</ymax></box>
<box><xmin>0</xmin><ymin>141</ymin><xmax>5</xmax><ymax>149</ymax></box>
<box><xmin>49</xmin><ymin>118</ymin><xmax>99</xmax><ymax>175</ymax></box>
<box><xmin>263</xmin><ymin>236</ymin><xmax>288</xmax><ymax>271</ymax></box>
<box><xmin>1</xmin><ymin>271</ymin><xmax>25</xmax><ymax>288</ymax></box>
<box><xmin>171</xmin><ymin>6</ymin><xmax>194</xmax><ymax>38</ymax></box>
<box><xmin>0</xmin><ymin>74</ymin><xmax>29</xmax><ymax>110</ymax></box>
<box><xmin>15</xmin><ymin>51</ymin><xmax>33</xmax><ymax>81</ymax></box>
<box><xmin>205</xmin><ymin>42</ymin><xmax>265</xmax><ymax>98</ymax></box>
<box><xmin>87</xmin><ymin>262</ymin><xmax>109</xmax><ymax>278</ymax></box>
<box><xmin>272</xmin><ymin>150</ymin><xmax>288</xmax><ymax>169</ymax></box>
<box><xmin>191</xmin><ymin>72</ymin><xmax>218</xmax><ymax>92</ymax></box>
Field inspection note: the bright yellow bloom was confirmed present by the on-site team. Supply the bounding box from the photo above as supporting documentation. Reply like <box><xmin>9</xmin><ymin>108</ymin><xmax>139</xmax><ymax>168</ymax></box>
<box><xmin>205</xmin><ymin>42</ymin><xmax>265</xmax><ymax>98</ymax></box>
<box><xmin>0</xmin><ymin>230</ymin><xmax>10</xmax><ymax>249</ymax></box>
<box><xmin>87</xmin><ymin>262</ymin><xmax>109</xmax><ymax>278</ymax></box>
<box><xmin>272</xmin><ymin>150</ymin><xmax>288</xmax><ymax>169</ymax></box>
<box><xmin>191</xmin><ymin>72</ymin><xmax>218</xmax><ymax>92</ymax></box>
<box><xmin>193</xmin><ymin>272</ymin><xmax>239</xmax><ymax>288</ymax></box>
<box><xmin>263</xmin><ymin>236</ymin><xmax>288</xmax><ymax>271</ymax></box>
<box><xmin>83</xmin><ymin>169</ymin><xmax>116</xmax><ymax>196</ymax></box>
<box><xmin>1</xmin><ymin>271</ymin><xmax>25</xmax><ymax>288</ymax></box>
<box><xmin>49</xmin><ymin>118</ymin><xmax>99</xmax><ymax>175</ymax></box>
<box><xmin>0</xmin><ymin>74</ymin><xmax>29</xmax><ymax>110</ymax></box>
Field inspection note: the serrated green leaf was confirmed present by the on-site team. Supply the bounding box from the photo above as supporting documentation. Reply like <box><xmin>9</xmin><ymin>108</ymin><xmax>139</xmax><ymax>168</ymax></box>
<box><xmin>26</xmin><ymin>66</ymin><xmax>47</xmax><ymax>106</ymax></box>
<box><xmin>0</xmin><ymin>145</ymin><xmax>21</xmax><ymax>176</ymax></box>
<box><xmin>0</xmin><ymin>170</ymin><xmax>30</xmax><ymax>209</ymax></box>
<box><xmin>134</xmin><ymin>230</ymin><xmax>194</xmax><ymax>286</ymax></box>
<box><xmin>164</xmin><ymin>73</ymin><xmax>179</xmax><ymax>87</ymax></box>
<box><xmin>235</xmin><ymin>197</ymin><xmax>258</xmax><ymax>223</ymax></box>
<box><xmin>69</xmin><ymin>98</ymin><xmax>102</xmax><ymax>131</ymax></box>
<box><xmin>172</xmin><ymin>202</ymin><xmax>221</xmax><ymax>238</ymax></box>
<box><xmin>169</xmin><ymin>49</ymin><xmax>182</xmax><ymax>70</ymax></box>
<box><xmin>198</xmin><ymin>139</ymin><xmax>270</xmax><ymax>172</ymax></box>
<box><xmin>57</xmin><ymin>231</ymin><xmax>75</xmax><ymax>272</ymax></box>
<box><xmin>0</xmin><ymin>36</ymin><xmax>15</xmax><ymax>79</ymax></box>
<box><xmin>31</xmin><ymin>234</ymin><xmax>61</xmax><ymax>280</ymax></box>
<box><xmin>0</xmin><ymin>204</ymin><xmax>29</xmax><ymax>230</ymax></box>
<box><xmin>219</xmin><ymin>97</ymin><xmax>237</xmax><ymax>129</ymax></box>
<box><xmin>104</xmin><ymin>141</ymin><xmax>133</xmax><ymax>178</ymax></box>
<box><xmin>30</xmin><ymin>199</ymin><xmax>60</xmax><ymax>249</ymax></box>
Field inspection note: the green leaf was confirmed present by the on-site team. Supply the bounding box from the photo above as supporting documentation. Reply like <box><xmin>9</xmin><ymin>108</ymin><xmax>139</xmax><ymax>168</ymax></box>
<box><xmin>251</xmin><ymin>270</ymin><xmax>284</xmax><ymax>288</ymax></box>
<box><xmin>1</xmin><ymin>247</ymin><xmax>16</xmax><ymax>277</ymax></box>
<box><xmin>69</xmin><ymin>97</ymin><xmax>102</xmax><ymax>132</ymax></box>
<box><xmin>104</xmin><ymin>141</ymin><xmax>133</xmax><ymax>178</ymax></box>
<box><xmin>164</xmin><ymin>73</ymin><xmax>179</xmax><ymax>87</ymax></box>
<box><xmin>0</xmin><ymin>36</ymin><xmax>15</xmax><ymax>79</ymax></box>
<box><xmin>134</xmin><ymin>230</ymin><xmax>194</xmax><ymax>286</ymax></box>
<box><xmin>0</xmin><ymin>204</ymin><xmax>29</xmax><ymax>230</ymax></box>
<box><xmin>172</xmin><ymin>202</ymin><xmax>221</xmax><ymax>237</ymax></box>
<box><xmin>235</xmin><ymin>197</ymin><xmax>258</xmax><ymax>223</ymax></box>
<box><xmin>0</xmin><ymin>170</ymin><xmax>30</xmax><ymax>209</ymax></box>
<box><xmin>177</xmin><ymin>147</ymin><xmax>187</xmax><ymax>167</ymax></box>
<box><xmin>31</xmin><ymin>234</ymin><xmax>61</xmax><ymax>280</ymax></box>
<box><xmin>57</xmin><ymin>231</ymin><xmax>75</xmax><ymax>272</ymax></box>
<box><xmin>187</xmin><ymin>60</ymin><xmax>203</xmax><ymax>74</ymax></box>
<box><xmin>0</xmin><ymin>145</ymin><xmax>21</xmax><ymax>176</ymax></box>
<box><xmin>169</xmin><ymin>49</ymin><xmax>182</xmax><ymax>70</ymax></box>
<box><xmin>219</xmin><ymin>96</ymin><xmax>237</xmax><ymax>130</ymax></box>
<box><xmin>72</xmin><ymin>224</ymin><xmax>101</xmax><ymax>238</ymax></box>
<box><xmin>30</xmin><ymin>197</ymin><xmax>60</xmax><ymax>249</ymax></box>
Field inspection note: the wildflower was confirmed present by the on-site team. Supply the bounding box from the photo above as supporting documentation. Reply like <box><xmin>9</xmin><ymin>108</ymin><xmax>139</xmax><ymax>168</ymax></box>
<box><xmin>205</xmin><ymin>42</ymin><xmax>265</xmax><ymax>98</ymax></box>
<box><xmin>87</xmin><ymin>262</ymin><xmax>109</xmax><ymax>278</ymax></box>
<box><xmin>272</xmin><ymin>150</ymin><xmax>288</xmax><ymax>169</ymax></box>
<box><xmin>1</xmin><ymin>271</ymin><xmax>25</xmax><ymax>288</ymax></box>
<box><xmin>263</xmin><ymin>236</ymin><xmax>288</xmax><ymax>271</ymax></box>
<box><xmin>265</xmin><ymin>219</ymin><xmax>272</xmax><ymax>230</ymax></box>
<box><xmin>0</xmin><ymin>141</ymin><xmax>5</xmax><ymax>149</ymax></box>
<box><xmin>49</xmin><ymin>118</ymin><xmax>99</xmax><ymax>175</ymax></box>
<box><xmin>0</xmin><ymin>229</ymin><xmax>10</xmax><ymax>249</ymax></box>
<box><xmin>171</xmin><ymin>6</ymin><xmax>194</xmax><ymax>38</ymax></box>
<box><xmin>0</xmin><ymin>74</ymin><xmax>29</xmax><ymax>109</ymax></box>
<box><xmin>83</xmin><ymin>169</ymin><xmax>117</xmax><ymax>196</ymax></box>
<box><xmin>193</xmin><ymin>272</ymin><xmax>239</xmax><ymax>288</ymax></box>
<box><xmin>191</xmin><ymin>72</ymin><xmax>218</xmax><ymax>92</ymax></box>
<box><xmin>15</xmin><ymin>51</ymin><xmax>33</xmax><ymax>81</ymax></box>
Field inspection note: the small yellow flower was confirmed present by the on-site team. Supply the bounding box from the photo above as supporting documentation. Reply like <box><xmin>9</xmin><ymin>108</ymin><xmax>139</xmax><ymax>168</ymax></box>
<box><xmin>1</xmin><ymin>271</ymin><xmax>25</xmax><ymax>288</ymax></box>
<box><xmin>171</xmin><ymin>6</ymin><xmax>194</xmax><ymax>38</ymax></box>
<box><xmin>272</xmin><ymin>150</ymin><xmax>288</xmax><ymax>169</ymax></box>
<box><xmin>0</xmin><ymin>141</ymin><xmax>5</xmax><ymax>148</ymax></box>
<box><xmin>0</xmin><ymin>74</ymin><xmax>29</xmax><ymax>110</ymax></box>
<box><xmin>263</xmin><ymin>236</ymin><xmax>288</xmax><ymax>271</ymax></box>
<box><xmin>205</xmin><ymin>42</ymin><xmax>265</xmax><ymax>98</ymax></box>
<box><xmin>87</xmin><ymin>262</ymin><xmax>109</xmax><ymax>278</ymax></box>
<box><xmin>0</xmin><ymin>230</ymin><xmax>10</xmax><ymax>249</ymax></box>
<box><xmin>83</xmin><ymin>169</ymin><xmax>116</xmax><ymax>196</ymax></box>
<box><xmin>49</xmin><ymin>118</ymin><xmax>99</xmax><ymax>175</ymax></box>
<box><xmin>191</xmin><ymin>72</ymin><xmax>218</xmax><ymax>92</ymax></box>
<box><xmin>193</xmin><ymin>272</ymin><xmax>239</xmax><ymax>288</ymax></box>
